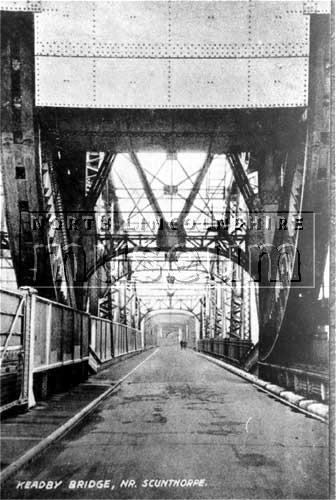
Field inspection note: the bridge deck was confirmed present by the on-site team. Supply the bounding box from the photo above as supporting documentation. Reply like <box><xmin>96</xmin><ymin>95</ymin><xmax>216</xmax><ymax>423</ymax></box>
<box><xmin>1</xmin><ymin>346</ymin><xmax>328</xmax><ymax>499</ymax></box>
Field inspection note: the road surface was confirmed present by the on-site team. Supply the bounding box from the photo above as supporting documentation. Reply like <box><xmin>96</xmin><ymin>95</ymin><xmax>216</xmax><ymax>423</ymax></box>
<box><xmin>2</xmin><ymin>346</ymin><xmax>328</xmax><ymax>499</ymax></box>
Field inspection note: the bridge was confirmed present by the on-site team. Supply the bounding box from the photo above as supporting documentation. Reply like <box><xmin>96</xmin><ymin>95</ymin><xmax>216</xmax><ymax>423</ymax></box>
<box><xmin>0</xmin><ymin>1</ymin><xmax>333</xmax><ymax>498</ymax></box>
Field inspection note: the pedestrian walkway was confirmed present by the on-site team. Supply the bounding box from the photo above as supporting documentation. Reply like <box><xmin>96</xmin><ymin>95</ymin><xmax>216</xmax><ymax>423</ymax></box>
<box><xmin>0</xmin><ymin>350</ymin><xmax>154</xmax><ymax>475</ymax></box>
<box><xmin>1</xmin><ymin>346</ymin><xmax>328</xmax><ymax>499</ymax></box>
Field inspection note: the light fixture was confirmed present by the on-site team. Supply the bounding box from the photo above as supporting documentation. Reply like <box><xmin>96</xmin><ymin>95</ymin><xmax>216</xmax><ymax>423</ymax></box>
<box><xmin>166</xmin><ymin>274</ymin><xmax>175</xmax><ymax>285</ymax></box>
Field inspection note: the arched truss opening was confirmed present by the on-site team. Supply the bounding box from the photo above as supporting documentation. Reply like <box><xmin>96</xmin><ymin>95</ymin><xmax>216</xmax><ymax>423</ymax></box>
<box><xmin>87</xmin><ymin>243</ymin><xmax>249</xmax><ymax>283</ymax></box>
<box><xmin>141</xmin><ymin>310</ymin><xmax>196</xmax><ymax>338</ymax></box>
<box><xmin>143</xmin><ymin>309</ymin><xmax>196</xmax><ymax>321</ymax></box>
<box><xmin>82</xmin><ymin>149</ymin><xmax>260</xmax><ymax>344</ymax></box>
<box><xmin>85</xmin><ymin>149</ymin><xmax>258</xmax><ymax>281</ymax></box>
<box><xmin>92</xmin><ymin>250</ymin><xmax>259</xmax><ymax>346</ymax></box>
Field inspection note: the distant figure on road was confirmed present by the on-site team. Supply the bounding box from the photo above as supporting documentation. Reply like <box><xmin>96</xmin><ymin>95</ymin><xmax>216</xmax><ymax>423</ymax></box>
<box><xmin>180</xmin><ymin>340</ymin><xmax>183</xmax><ymax>350</ymax></box>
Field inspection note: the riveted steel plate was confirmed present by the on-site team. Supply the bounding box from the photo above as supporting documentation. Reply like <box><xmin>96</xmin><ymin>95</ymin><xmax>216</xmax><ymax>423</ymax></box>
<box><xmin>35</xmin><ymin>0</ymin><xmax>310</xmax><ymax>59</ymax></box>
<box><xmin>94</xmin><ymin>1</ymin><xmax>169</xmax><ymax>45</ymax></box>
<box><xmin>94</xmin><ymin>59</ymin><xmax>169</xmax><ymax>108</ymax></box>
<box><xmin>1</xmin><ymin>0</ymin><xmax>41</xmax><ymax>11</ymax></box>
<box><xmin>170</xmin><ymin>59</ymin><xmax>249</xmax><ymax>108</ymax></box>
<box><xmin>249</xmin><ymin>1</ymin><xmax>309</xmax><ymax>54</ymax></box>
<box><xmin>170</xmin><ymin>1</ymin><xmax>249</xmax><ymax>46</ymax></box>
<box><xmin>36</xmin><ymin>56</ymin><xmax>94</xmax><ymax>107</ymax></box>
<box><xmin>36</xmin><ymin>2</ymin><xmax>94</xmax><ymax>49</ymax></box>
<box><xmin>303</xmin><ymin>0</ymin><xmax>331</xmax><ymax>14</ymax></box>
<box><xmin>248</xmin><ymin>58</ymin><xmax>309</xmax><ymax>107</ymax></box>
<box><xmin>33</xmin><ymin>1</ymin><xmax>315</xmax><ymax>109</ymax></box>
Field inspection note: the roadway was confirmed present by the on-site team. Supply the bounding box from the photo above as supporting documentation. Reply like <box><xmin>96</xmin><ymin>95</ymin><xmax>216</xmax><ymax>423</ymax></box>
<box><xmin>1</xmin><ymin>345</ymin><xmax>328</xmax><ymax>499</ymax></box>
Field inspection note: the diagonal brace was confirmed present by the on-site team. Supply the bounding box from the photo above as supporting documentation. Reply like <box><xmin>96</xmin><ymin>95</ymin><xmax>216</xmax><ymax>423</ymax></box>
<box><xmin>129</xmin><ymin>151</ymin><xmax>166</xmax><ymax>223</ymax></box>
<box><xmin>178</xmin><ymin>151</ymin><xmax>214</xmax><ymax>226</ymax></box>
<box><xmin>85</xmin><ymin>152</ymin><xmax>116</xmax><ymax>209</ymax></box>
<box><xmin>226</xmin><ymin>153</ymin><xmax>256</xmax><ymax>212</ymax></box>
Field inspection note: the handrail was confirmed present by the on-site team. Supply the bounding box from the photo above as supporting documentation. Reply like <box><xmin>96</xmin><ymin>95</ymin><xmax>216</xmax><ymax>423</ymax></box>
<box><xmin>91</xmin><ymin>315</ymin><xmax>141</xmax><ymax>334</ymax></box>
<box><xmin>0</xmin><ymin>288</ymin><xmax>143</xmax><ymax>373</ymax></box>
<box><xmin>258</xmin><ymin>361</ymin><xmax>329</xmax><ymax>381</ymax></box>
<box><xmin>35</xmin><ymin>294</ymin><xmax>90</xmax><ymax>316</ymax></box>
<box><xmin>0</xmin><ymin>289</ymin><xmax>137</xmax><ymax>331</ymax></box>
<box><xmin>0</xmin><ymin>288</ymin><xmax>25</xmax><ymax>299</ymax></box>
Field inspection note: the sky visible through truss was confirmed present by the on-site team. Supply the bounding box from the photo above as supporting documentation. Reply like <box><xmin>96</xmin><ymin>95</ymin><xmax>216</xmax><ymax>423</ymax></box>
<box><xmin>91</xmin><ymin>150</ymin><xmax>259</xmax><ymax>332</ymax></box>
<box><xmin>110</xmin><ymin>152</ymin><xmax>245</xmax><ymax>235</ymax></box>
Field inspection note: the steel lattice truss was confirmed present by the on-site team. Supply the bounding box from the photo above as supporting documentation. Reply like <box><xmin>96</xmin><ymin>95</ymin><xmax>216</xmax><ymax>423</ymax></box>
<box><xmin>87</xmin><ymin>152</ymin><xmax>256</xmax><ymax>253</ymax></box>
<box><xmin>86</xmin><ymin>149</ymin><xmax>258</xmax><ymax>321</ymax></box>
<box><xmin>105</xmin><ymin>152</ymin><xmax>243</xmax><ymax>234</ymax></box>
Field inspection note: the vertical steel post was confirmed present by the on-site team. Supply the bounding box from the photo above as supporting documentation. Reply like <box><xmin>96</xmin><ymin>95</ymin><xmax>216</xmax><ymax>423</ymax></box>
<box><xmin>45</xmin><ymin>302</ymin><xmax>52</xmax><ymax>365</ymax></box>
<box><xmin>210</xmin><ymin>279</ymin><xmax>216</xmax><ymax>338</ymax></box>
<box><xmin>19</xmin><ymin>286</ymin><xmax>37</xmax><ymax>409</ymax></box>
<box><xmin>221</xmin><ymin>285</ymin><xmax>226</xmax><ymax>337</ymax></box>
<box><xmin>141</xmin><ymin>318</ymin><xmax>145</xmax><ymax>350</ymax></box>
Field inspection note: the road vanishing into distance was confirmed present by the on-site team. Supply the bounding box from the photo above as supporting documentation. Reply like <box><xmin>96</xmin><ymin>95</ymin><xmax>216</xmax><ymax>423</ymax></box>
<box><xmin>2</xmin><ymin>346</ymin><xmax>328</xmax><ymax>499</ymax></box>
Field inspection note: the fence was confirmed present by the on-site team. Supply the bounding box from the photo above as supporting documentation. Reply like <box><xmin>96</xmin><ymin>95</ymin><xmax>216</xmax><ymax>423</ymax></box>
<box><xmin>197</xmin><ymin>338</ymin><xmax>253</xmax><ymax>366</ymax></box>
<box><xmin>143</xmin><ymin>329</ymin><xmax>156</xmax><ymax>350</ymax></box>
<box><xmin>33</xmin><ymin>296</ymin><xmax>90</xmax><ymax>372</ymax></box>
<box><xmin>0</xmin><ymin>287</ymin><xmax>91</xmax><ymax>412</ymax></box>
<box><xmin>197</xmin><ymin>336</ymin><xmax>329</xmax><ymax>402</ymax></box>
<box><xmin>0</xmin><ymin>287</ymin><xmax>146</xmax><ymax>412</ymax></box>
<box><xmin>91</xmin><ymin>317</ymin><xmax>143</xmax><ymax>362</ymax></box>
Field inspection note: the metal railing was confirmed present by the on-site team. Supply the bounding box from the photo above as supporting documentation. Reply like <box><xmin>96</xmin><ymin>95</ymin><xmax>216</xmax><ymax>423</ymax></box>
<box><xmin>90</xmin><ymin>317</ymin><xmax>143</xmax><ymax>362</ymax></box>
<box><xmin>1</xmin><ymin>287</ymin><xmax>90</xmax><ymax>411</ymax></box>
<box><xmin>33</xmin><ymin>296</ymin><xmax>90</xmax><ymax>373</ymax></box>
<box><xmin>1</xmin><ymin>287</ymin><xmax>148</xmax><ymax>411</ymax></box>
<box><xmin>197</xmin><ymin>338</ymin><xmax>253</xmax><ymax>366</ymax></box>
<box><xmin>258</xmin><ymin>361</ymin><xmax>329</xmax><ymax>402</ymax></box>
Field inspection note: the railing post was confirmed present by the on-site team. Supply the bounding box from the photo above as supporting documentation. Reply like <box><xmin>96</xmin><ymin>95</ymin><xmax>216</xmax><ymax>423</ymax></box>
<box><xmin>321</xmin><ymin>382</ymin><xmax>326</xmax><ymax>402</ymax></box>
<box><xmin>19</xmin><ymin>287</ymin><xmax>37</xmax><ymax>409</ymax></box>
<box><xmin>45</xmin><ymin>302</ymin><xmax>52</xmax><ymax>366</ymax></box>
<box><xmin>125</xmin><ymin>324</ymin><xmax>129</xmax><ymax>353</ymax></box>
<box><xmin>141</xmin><ymin>321</ymin><xmax>145</xmax><ymax>350</ymax></box>
<box><xmin>91</xmin><ymin>318</ymin><xmax>96</xmax><ymax>351</ymax></box>
<box><xmin>110</xmin><ymin>321</ymin><xmax>114</xmax><ymax>358</ymax></box>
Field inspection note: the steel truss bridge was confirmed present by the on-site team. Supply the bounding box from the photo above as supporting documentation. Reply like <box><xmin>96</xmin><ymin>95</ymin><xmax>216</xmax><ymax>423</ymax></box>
<box><xmin>0</xmin><ymin>1</ymin><xmax>331</xmax><ymax>413</ymax></box>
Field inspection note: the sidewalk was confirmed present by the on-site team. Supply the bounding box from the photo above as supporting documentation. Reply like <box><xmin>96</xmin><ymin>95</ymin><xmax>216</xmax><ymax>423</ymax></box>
<box><xmin>0</xmin><ymin>349</ymin><xmax>155</xmax><ymax>482</ymax></box>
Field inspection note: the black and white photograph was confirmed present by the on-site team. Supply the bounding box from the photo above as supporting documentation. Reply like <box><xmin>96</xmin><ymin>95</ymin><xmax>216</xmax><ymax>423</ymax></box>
<box><xmin>0</xmin><ymin>1</ymin><xmax>334</xmax><ymax>499</ymax></box>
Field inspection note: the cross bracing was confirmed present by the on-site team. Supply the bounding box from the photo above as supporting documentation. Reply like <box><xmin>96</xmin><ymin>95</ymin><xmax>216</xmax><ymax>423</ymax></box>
<box><xmin>83</xmin><ymin>147</ymin><xmax>258</xmax><ymax>341</ymax></box>
<box><xmin>89</xmin><ymin>151</ymin><xmax>253</xmax><ymax>238</ymax></box>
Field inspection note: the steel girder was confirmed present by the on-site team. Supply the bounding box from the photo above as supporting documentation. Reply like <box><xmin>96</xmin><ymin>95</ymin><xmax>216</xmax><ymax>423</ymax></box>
<box><xmin>128</xmin><ymin>151</ymin><xmax>166</xmax><ymax>223</ymax></box>
<box><xmin>87</xmin><ymin>233</ymin><xmax>249</xmax><ymax>282</ymax></box>
<box><xmin>226</xmin><ymin>153</ymin><xmax>256</xmax><ymax>212</ymax></box>
<box><xmin>85</xmin><ymin>152</ymin><xmax>116</xmax><ymax>209</ymax></box>
<box><xmin>177</xmin><ymin>151</ymin><xmax>214</xmax><ymax>227</ymax></box>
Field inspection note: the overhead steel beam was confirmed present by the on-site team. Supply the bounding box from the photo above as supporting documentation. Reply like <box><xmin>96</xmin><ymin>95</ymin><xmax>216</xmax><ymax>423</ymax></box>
<box><xmin>38</xmin><ymin>108</ymin><xmax>305</xmax><ymax>154</ymax></box>
<box><xmin>129</xmin><ymin>151</ymin><xmax>166</xmax><ymax>223</ymax></box>
<box><xmin>85</xmin><ymin>152</ymin><xmax>116</xmax><ymax>209</ymax></box>
<box><xmin>178</xmin><ymin>151</ymin><xmax>214</xmax><ymax>226</ymax></box>
<box><xmin>226</xmin><ymin>153</ymin><xmax>256</xmax><ymax>212</ymax></box>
